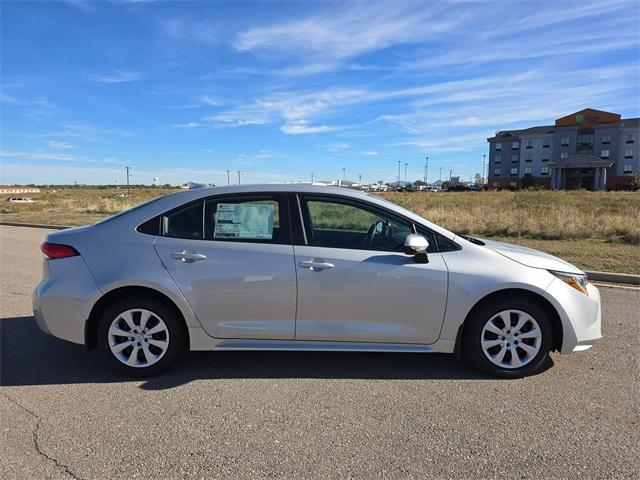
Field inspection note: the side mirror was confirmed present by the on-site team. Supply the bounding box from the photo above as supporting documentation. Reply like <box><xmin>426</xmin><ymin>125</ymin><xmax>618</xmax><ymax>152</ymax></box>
<box><xmin>404</xmin><ymin>234</ymin><xmax>429</xmax><ymax>263</ymax></box>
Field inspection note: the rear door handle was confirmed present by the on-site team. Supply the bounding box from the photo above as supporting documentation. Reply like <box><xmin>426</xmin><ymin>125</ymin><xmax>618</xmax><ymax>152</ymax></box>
<box><xmin>171</xmin><ymin>250</ymin><xmax>207</xmax><ymax>263</ymax></box>
<box><xmin>298</xmin><ymin>259</ymin><xmax>335</xmax><ymax>271</ymax></box>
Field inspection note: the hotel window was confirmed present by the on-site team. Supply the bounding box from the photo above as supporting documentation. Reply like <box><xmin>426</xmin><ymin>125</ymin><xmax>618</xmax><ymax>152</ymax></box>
<box><xmin>525</xmin><ymin>156</ymin><xmax>532</xmax><ymax>162</ymax></box>
<box><xmin>494</xmin><ymin>155</ymin><xmax>502</xmax><ymax>164</ymax></box>
<box><xmin>512</xmin><ymin>141</ymin><xmax>520</xmax><ymax>149</ymax></box>
<box><xmin>578</xmin><ymin>134</ymin><xmax>594</xmax><ymax>145</ymax></box>
<box><xmin>524</xmin><ymin>167</ymin><xmax>532</xmax><ymax>174</ymax></box>
<box><xmin>601</xmin><ymin>149</ymin><xmax>610</xmax><ymax>159</ymax></box>
<box><xmin>560</xmin><ymin>152</ymin><xmax>569</xmax><ymax>159</ymax></box>
<box><xmin>542</xmin><ymin>158</ymin><xmax>549</xmax><ymax>162</ymax></box>
<box><xmin>495</xmin><ymin>143</ymin><xmax>502</xmax><ymax>151</ymax></box>
<box><xmin>524</xmin><ymin>139</ymin><xmax>533</xmax><ymax>149</ymax></box>
<box><xmin>561</xmin><ymin>137</ymin><xmax>570</xmax><ymax>146</ymax></box>
<box><xmin>626</xmin><ymin>133</ymin><xmax>635</xmax><ymax>144</ymax></box>
<box><xmin>511</xmin><ymin>154</ymin><xmax>519</xmax><ymax>162</ymax></box>
<box><xmin>624</xmin><ymin>149</ymin><xmax>634</xmax><ymax>158</ymax></box>
<box><xmin>623</xmin><ymin>164</ymin><xmax>633</xmax><ymax>174</ymax></box>
<box><xmin>541</xmin><ymin>166</ymin><xmax>550</xmax><ymax>175</ymax></box>
<box><xmin>494</xmin><ymin>167</ymin><xmax>501</xmax><ymax>176</ymax></box>
<box><xmin>510</xmin><ymin>167</ymin><xmax>518</xmax><ymax>176</ymax></box>
<box><xmin>601</xmin><ymin>134</ymin><xmax>611</xmax><ymax>145</ymax></box>
<box><xmin>542</xmin><ymin>140</ymin><xmax>550</xmax><ymax>148</ymax></box>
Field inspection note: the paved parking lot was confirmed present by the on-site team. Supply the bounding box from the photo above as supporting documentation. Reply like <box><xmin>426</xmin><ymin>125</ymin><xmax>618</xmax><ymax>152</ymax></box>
<box><xmin>1</xmin><ymin>225</ymin><xmax>639</xmax><ymax>479</ymax></box>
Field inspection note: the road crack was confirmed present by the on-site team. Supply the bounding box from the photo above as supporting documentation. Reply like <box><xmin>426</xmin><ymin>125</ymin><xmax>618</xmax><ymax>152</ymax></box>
<box><xmin>3</xmin><ymin>394</ymin><xmax>84</xmax><ymax>480</ymax></box>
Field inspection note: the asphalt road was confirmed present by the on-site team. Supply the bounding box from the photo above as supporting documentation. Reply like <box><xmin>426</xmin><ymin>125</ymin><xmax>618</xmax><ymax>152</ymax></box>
<box><xmin>1</xmin><ymin>225</ymin><xmax>638</xmax><ymax>479</ymax></box>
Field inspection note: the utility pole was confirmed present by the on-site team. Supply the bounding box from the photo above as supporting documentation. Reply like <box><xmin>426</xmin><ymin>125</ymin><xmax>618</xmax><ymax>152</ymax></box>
<box><xmin>424</xmin><ymin>156</ymin><xmax>429</xmax><ymax>185</ymax></box>
<box><xmin>404</xmin><ymin>162</ymin><xmax>408</xmax><ymax>185</ymax></box>
<box><xmin>482</xmin><ymin>154</ymin><xmax>486</xmax><ymax>185</ymax></box>
<box><xmin>237</xmin><ymin>170</ymin><xmax>241</xmax><ymax>185</ymax></box>
<box><xmin>449</xmin><ymin>169</ymin><xmax>453</xmax><ymax>182</ymax></box>
<box><xmin>342</xmin><ymin>167</ymin><xmax>346</xmax><ymax>185</ymax></box>
<box><xmin>439</xmin><ymin>166</ymin><xmax>442</xmax><ymax>182</ymax></box>
<box><xmin>358</xmin><ymin>174</ymin><xmax>362</xmax><ymax>186</ymax></box>
<box><xmin>310</xmin><ymin>172</ymin><xmax>314</xmax><ymax>184</ymax></box>
<box><xmin>226</xmin><ymin>170</ymin><xmax>230</xmax><ymax>185</ymax></box>
<box><xmin>125</xmin><ymin>166</ymin><xmax>131</xmax><ymax>197</ymax></box>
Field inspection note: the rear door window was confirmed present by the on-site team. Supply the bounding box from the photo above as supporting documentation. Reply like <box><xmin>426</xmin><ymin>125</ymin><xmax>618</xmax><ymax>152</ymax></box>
<box><xmin>204</xmin><ymin>195</ymin><xmax>289</xmax><ymax>244</ymax></box>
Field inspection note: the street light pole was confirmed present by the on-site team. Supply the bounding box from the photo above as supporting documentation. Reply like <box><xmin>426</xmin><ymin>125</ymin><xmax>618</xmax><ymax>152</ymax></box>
<box><xmin>125</xmin><ymin>166</ymin><xmax>131</xmax><ymax>197</ymax></box>
<box><xmin>449</xmin><ymin>169</ymin><xmax>453</xmax><ymax>182</ymax></box>
<box><xmin>482</xmin><ymin>154</ymin><xmax>486</xmax><ymax>185</ymax></box>
<box><xmin>424</xmin><ymin>156</ymin><xmax>429</xmax><ymax>184</ymax></box>
<box><xmin>311</xmin><ymin>172</ymin><xmax>314</xmax><ymax>183</ymax></box>
<box><xmin>237</xmin><ymin>170</ymin><xmax>241</xmax><ymax>185</ymax></box>
<box><xmin>404</xmin><ymin>163</ymin><xmax>408</xmax><ymax>185</ymax></box>
<box><xmin>397</xmin><ymin>160</ymin><xmax>401</xmax><ymax>183</ymax></box>
<box><xmin>226</xmin><ymin>170</ymin><xmax>230</xmax><ymax>185</ymax></box>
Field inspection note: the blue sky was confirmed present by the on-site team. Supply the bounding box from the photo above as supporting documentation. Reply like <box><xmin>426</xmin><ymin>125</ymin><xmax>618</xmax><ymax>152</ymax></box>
<box><xmin>1</xmin><ymin>0</ymin><xmax>639</xmax><ymax>185</ymax></box>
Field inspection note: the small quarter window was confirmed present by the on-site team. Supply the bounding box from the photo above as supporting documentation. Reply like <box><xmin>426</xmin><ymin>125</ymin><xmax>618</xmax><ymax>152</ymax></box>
<box><xmin>161</xmin><ymin>201</ymin><xmax>203</xmax><ymax>239</ymax></box>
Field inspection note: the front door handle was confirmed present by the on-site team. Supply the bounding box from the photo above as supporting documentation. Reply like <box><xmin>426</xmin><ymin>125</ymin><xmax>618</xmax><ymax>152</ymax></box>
<box><xmin>171</xmin><ymin>250</ymin><xmax>207</xmax><ymax>263</ymax></box>
<box><xmin>298</xmin><ymin>258</ymin><xmax>335</xmax><ymax>271</ymax></box>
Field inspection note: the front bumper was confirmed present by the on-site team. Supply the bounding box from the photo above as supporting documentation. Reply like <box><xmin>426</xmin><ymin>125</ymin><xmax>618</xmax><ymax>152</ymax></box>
<box><xmin>546</xmin><ymin>278</ymin><xmax>602</xmax><ymax>354</ymax></box>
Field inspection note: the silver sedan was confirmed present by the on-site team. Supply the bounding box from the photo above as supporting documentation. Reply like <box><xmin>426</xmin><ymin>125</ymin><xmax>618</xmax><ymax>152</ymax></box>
<box><xmin>33</xmin><ymin>184</ymin><xmax>602</xmax><ymax>377</ymax></box>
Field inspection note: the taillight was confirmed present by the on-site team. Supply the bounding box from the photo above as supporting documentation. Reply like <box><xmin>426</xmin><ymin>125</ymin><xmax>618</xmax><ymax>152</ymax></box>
<box><xmin>41</xmin><ymin>242</ymin><xmax>79</xmax><ymax>259</ymax></box>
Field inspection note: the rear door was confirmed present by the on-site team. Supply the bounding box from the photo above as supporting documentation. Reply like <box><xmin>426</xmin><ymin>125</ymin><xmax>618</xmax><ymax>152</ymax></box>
<box><xmin>154</xmin><ymin>194</ymin><xmax>297</xmax><ymax>340</ymax></box>
<box><xmin>293</xmin><ymin>194</ymin><xmax>448</xmax><ymax>344</ymax></box>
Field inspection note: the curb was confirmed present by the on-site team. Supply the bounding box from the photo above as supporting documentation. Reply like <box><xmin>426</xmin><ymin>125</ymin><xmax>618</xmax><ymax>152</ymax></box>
<box><xmin>2</xmin><ymin>221</ymin><xmax>639</xmax><ymax>285</ymax></box>
<box><xmin>0</xmin><ymin>221</ymin><xmax>70</xmax><ymax>230</ymax></box>
<box><xmin>584</xmin><ymin>270</ymin><xmax>640</xmax><ymax>286</ymax></box>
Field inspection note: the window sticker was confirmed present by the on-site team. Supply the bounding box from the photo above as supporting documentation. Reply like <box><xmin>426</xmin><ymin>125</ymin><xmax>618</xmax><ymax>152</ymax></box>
<box><xmin>214</xmin><ymin>203</ymin><xmax>274</xmax><ymax>239</ymax></box>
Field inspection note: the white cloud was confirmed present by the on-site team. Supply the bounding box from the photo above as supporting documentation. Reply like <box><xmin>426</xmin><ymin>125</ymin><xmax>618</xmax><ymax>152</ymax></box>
<box><xmin>47</xmin><ymin>141</ymin><xmax>75</xmax><ymax>149</ymax></box>
<box><xmin>172</xmin><ymin>122</ymin><xmax>204</xmax><ymax>128</ymax></box>
<box><xmin>280</xmin><ymin>121</ymin><xmax>337</xmax><ymax>135</ymax></box>
<box><xmin>200</xmin><ymin>95</ymin><xmax>221</xmax><ymax>106</ymax></box>
<box><xmin>0</xmin><ymin>150</ymin><xmax>77</xmax><ymax>161</ymax></box>
<box><xmin>86</xmin><ymin>70</ymin><xmax>140</xmax><ymax>83</ymax></box>
<box><xmin>360</xmin><ymin>151</ymin><xmax>379</xmax><ymax>157</ymax></box>
<box><xmin>233</xmin><ymin>2</ymin><xmax>460</xmax><ymax>74</ymax></box>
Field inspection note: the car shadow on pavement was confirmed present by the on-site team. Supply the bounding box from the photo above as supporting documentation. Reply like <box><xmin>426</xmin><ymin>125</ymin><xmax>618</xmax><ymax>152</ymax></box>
<box><xmin>1</xmin><ymin>316</ymin><xmax>554</xmax><ymax>390</ymax></box>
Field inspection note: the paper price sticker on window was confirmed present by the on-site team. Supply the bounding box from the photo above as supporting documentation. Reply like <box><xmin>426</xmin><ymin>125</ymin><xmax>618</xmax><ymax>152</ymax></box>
<box><xmin>214</xmin><ymin>203</ymin><xmax>274</xmax><ymax>240</ymax></box>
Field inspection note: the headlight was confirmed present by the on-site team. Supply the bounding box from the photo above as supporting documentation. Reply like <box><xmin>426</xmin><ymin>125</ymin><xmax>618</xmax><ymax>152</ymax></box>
<box><xmin>549</xmin><ymin>270</ymin><xmax>588</xmax><ymax>295</ymax></box>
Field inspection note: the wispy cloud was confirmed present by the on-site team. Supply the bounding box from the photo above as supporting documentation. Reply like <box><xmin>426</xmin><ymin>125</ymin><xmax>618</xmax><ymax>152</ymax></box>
<box><xmin>86</xmin><ymin>70</ymin><xmax>140</xmax><ymax>83</ymax></box>
<box><xmin>171</xmin><ymin>121</ymin><xmax>204</xmax><ymax>128</ymax></box>
<box><xmin>0</xmin><ymin>150</ymin><xmax>77</xmax><ymax>161</ymax></box>
<box><xmin>233</xmin><ymin>1</ymin><xmax>461</xmax><ymax>74</ymax></box>
<box><xmin>280</xmin><ymin>121</ymin><xmax>337</xmax><ymax>135</ymax></box>
<box><xmin>47</xmin><ymin>141</ymin><xmax>75</xmax><ymax>149</ymax></box>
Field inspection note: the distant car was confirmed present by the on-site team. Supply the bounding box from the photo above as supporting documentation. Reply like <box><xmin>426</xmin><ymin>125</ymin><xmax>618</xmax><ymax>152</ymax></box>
<box><xmin>34</xmin><ymin>184</ymin><xmax>601</xmax><ymax>378</ymax></box>
<box><xmin>7</xmin><ymin>197</ymin><xmax>35</xmax><ymax>203</ymax></box>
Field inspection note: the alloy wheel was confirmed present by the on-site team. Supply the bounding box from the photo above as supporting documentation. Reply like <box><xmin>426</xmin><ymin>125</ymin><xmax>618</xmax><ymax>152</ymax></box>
<box><xmin>480</xmin><ymin>309</ymin><xmax>542</xmax><ymax>369</ymax></box>
<box><xmin>107</xmin><ymin>309</ymin><xmax>170</xmax><ymax>368</ymax></box>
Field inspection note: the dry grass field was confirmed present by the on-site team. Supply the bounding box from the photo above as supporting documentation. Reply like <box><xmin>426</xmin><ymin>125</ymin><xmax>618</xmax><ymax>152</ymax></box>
<box><xmin>1</xmin><ymin>187</ymin><xmax>638</xmax><ymax>273</ymax></box>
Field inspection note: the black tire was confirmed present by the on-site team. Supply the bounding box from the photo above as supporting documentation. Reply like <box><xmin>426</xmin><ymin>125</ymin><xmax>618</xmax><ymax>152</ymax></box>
<box><xmin>98</xmin><ymin>296</ymin><xmax>187</xmax><ymax>377</ymax></box>
<box><xmin>463</xmin><ymin>297</ymin><xmax>554</xmax><ymax>378</ymax></box>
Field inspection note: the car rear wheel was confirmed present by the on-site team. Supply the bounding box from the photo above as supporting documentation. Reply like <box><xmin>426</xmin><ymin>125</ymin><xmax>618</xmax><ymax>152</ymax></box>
<box><xmin>98</xmin><ymin>297</ymin><xmax>186</xmax><ymax>377</ymax></box>
<box><xmin>463</xmin><ymin>298</ymin><xmax>553</xmax><ymax>378</ymax></box>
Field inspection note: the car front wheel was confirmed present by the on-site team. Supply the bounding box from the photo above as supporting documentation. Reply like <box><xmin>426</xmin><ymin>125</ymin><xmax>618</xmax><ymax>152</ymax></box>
<box><xmin>98</xmin><ymin>297</ymin><xmax>186</xmax><ymax>377</ymax></box>
<box><xmin>463</xmin><ymin>298</ymin><xmax>554</xmax><ymax>378</ymax></box>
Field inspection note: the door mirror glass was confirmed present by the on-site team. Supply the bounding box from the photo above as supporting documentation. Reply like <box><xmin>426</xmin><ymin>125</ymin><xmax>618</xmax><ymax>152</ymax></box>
<box><xmin>404</xmin><ymin>234</ymin><xmax>429</xmax><ymax>263</ymax></box>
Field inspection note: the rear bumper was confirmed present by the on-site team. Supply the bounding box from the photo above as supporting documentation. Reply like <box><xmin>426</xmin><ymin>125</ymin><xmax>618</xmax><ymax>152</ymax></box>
<box><xmin>546</xmin><ymin>278</ymin><xmax>602</xmax><ymax>354</ymax></box>
<box><xmin>32</xmin><ymin>256</ymin><xmax>99</xmax><ymax>345</ymax></box>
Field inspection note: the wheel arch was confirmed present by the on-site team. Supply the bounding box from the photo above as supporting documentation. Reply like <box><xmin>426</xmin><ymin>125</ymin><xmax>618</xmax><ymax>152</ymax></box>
<box><xmin>453</xmin><ymin>288</ymin><xmax>563</xmax><ymax>358</ymax></box>
<box><xmin>85</xmin><ymin>285</ymin><xmax>189</xmax><ymax>350</ymax></box>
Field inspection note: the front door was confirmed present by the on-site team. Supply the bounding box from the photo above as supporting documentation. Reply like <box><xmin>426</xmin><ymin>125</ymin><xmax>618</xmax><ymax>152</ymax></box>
<box><xmin>565</xmin><ymin>168</ymin><xmax>595</xmax><ymax>190</ymax></box>
<box><xmin>293</xmin><ymin>195</ymin><xmax>448</xmax><ymax>345</ymax></box>
<box><xmin>154</xmin><ymin>194</ymin><xmax>297</xmax><ymax>340</ymax></box>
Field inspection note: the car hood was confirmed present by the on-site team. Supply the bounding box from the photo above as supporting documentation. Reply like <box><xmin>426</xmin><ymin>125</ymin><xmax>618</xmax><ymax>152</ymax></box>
<box><xmin>477</xmin><ymin>238</ymin><xmax>585</xmax><ymax>275</ymax></box>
